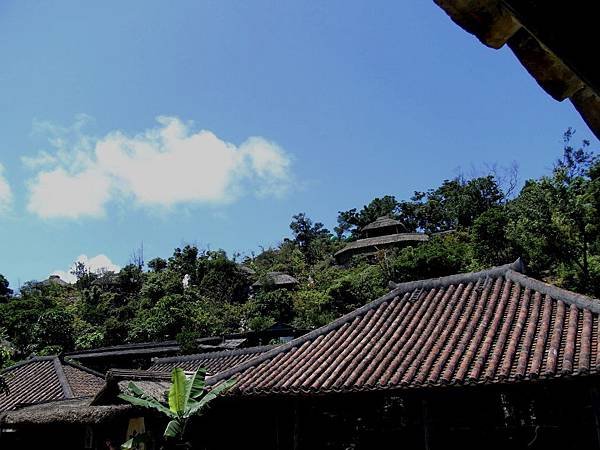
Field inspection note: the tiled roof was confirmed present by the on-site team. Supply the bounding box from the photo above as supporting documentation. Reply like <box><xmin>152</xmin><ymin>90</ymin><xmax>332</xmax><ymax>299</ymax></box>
<box><xmin>209</xmin><ymin>260</ymin><xmax>600</xmax><ymax>396</ymax></box>
<box><xmin>149</xmin><ymin>345</ymin><xmax>277</xmax><ymax>376</ymax></box>
<box><xmin>0</xmin><ymin>357</ymin><xmax>105</xmax><ymax>411</ymax></box>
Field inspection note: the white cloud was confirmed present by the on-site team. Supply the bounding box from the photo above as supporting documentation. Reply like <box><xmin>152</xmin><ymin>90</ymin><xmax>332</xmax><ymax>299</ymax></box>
<box><xmin>25</xmin><ymin>116</ymin><xmax>293</xmax><ymax>219</ymax></box>
<box><xmin>28</xmin><ymin>168</ymin><xmax>111</xmax><ymax>219</ymax></box>
<box><xmin>51</xmin><ymin>254</ymin><xmax>121</xmax><ymax>284</ymax></box>
<box><xmin>0</xmin><ymin>163</ymin><xmax>13</xmax><ymax>215</ymax></box>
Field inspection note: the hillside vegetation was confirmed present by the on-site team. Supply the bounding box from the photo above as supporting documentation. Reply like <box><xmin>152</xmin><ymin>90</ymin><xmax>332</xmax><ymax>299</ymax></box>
<box><xmin>1</xmin><ymin>130</ymin><xmax>598</xmax><ymax>367</ymax></box>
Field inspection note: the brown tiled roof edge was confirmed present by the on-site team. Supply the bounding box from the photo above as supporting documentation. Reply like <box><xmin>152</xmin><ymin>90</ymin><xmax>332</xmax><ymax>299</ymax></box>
<box><xmin>208</xmin><ymin>259</ymin><xmax>526</xmax><ymax>385</ymax></box>
<box><xmin>152</xmin><ymin>345</ymin><xmax>278</xmax><ymax>366</ymax></box>
<box><xmin>505</xmin><ymin>270</ymin><xmax>600</xmax><ymax>313</ymax></box>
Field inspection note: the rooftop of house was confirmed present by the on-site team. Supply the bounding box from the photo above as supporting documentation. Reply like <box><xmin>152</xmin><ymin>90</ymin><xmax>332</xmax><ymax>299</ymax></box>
<box><xmin>65</xmin><ymin>324</ymin><xmax>304</xmax><ymax>365</ymax></box>
<box><xmin>35</xmin><ymin>275</ymin><xmax>69</xmax><ymax>287</ymax></box>
<box><xmin>334</xmin><ymin>233</ymin><xmax>429</xmax><ymax>259</ymax></box>
<box><xmin>208</xmin><ymin>259</ymin><xmax>600</xmax><ymax>396</ymax></box>
<box><xmin>92</xmin><ymin>346</ymin><xmax>278</xmax><ymax>405</ymax></box>
<box><xmin>360</xmin><ymin>216</ymin><xmax>406</xmax><ymax>233</ymax></box>
<box><xmin>0</xmin><ymin>356</ymin><xmax>105</xmax><ymax>412</ymax></box>
<box><xmin>149</xmin><ymin>345</ymin><xmax>278</xmax><ymax>376</ymax></box>
<box><xmin>252</xmin><ymin>271</ymin><xmax>299</xmax><ymax>288</ymax></box>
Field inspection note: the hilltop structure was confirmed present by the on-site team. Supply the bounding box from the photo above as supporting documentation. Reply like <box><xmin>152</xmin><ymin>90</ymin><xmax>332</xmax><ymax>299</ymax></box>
<box><xmin>334</xmin><ymin>216</ymin><xmax>428</xmax><ymax>264</ymax></box>
<box><xmin>252</xmin><ymin>271</ymin><xmax>299</xmax><ymax>290</ymax></box>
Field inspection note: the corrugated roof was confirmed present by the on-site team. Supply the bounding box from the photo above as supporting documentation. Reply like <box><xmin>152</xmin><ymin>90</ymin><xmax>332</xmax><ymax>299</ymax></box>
<box><xmin>149</xmin><ymin>345</ymin><xmax>277</xmax><ymax>376</ymax></box>
<box><xmin>208</xmin><ymin>259</ymin><xmax>600</xmax><ymax>396</ymax></box>
<box><xmin>0</xmin><ymin>357</ymin><xmax>105</xmax><ymax>411</ymax></box>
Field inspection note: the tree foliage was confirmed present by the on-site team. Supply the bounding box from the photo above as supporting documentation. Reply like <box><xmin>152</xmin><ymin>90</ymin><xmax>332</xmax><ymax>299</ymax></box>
<box><xmin>0</xmin><ymin>129</ymin><xmax>597</xmax><ymax>367</ymax></box>
<box><xmin>119</xmin><ymin>367</ymin><xmax>235</xmax><ymax>447</ymax></box>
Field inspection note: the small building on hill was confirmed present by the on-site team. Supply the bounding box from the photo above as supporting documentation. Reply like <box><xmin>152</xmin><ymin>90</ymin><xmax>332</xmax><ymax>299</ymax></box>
<box><xmin>35</xmin><ymin>275</ymin><xmax>69</xmax><ymax>287</ymax></box>
<box><xmin>334</xmin><ymin>216</ymin><xmax>428</xmax><ymax>264</ymax></box>
<box><xmin>252</xmin><ymin>271</ymin><xmax>299</xmax><ymax>290</ymax></box>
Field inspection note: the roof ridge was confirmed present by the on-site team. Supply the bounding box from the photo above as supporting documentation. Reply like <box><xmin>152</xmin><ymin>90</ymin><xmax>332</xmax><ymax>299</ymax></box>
<box><xmin>52</xmin><ymin>357</ymin><xmax>74</xmax><ymax>399</ymax></box>
<box><xmin>153</xmin><ymin>345</ymin><xmax>278</xmax><ymax>365</ymax></box>
<box><xmin>106</xmin><ymin>368</ymin><xmax>172</xmax><ymax>381</ymax></box>
<box><xmin>506</xmin><ymin>270</ymin><xmax>600</xmax><ymax>313</ymax></box>
<box><xmin>208</xmin><ymin>260</ymin><xmax>524</xmax><ymax>385</ymax></box>
<box><xmin>387</xmin><ymin>258</ymin><xmax>524</xmax><ymax>292</ymax></box>
<box><xmin>64</xmin><ymin>340</ymin><xmax>180</xmax><ymax>356</ymax></box>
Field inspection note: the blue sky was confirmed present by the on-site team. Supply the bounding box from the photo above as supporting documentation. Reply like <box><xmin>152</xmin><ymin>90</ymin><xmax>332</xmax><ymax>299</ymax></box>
<box><xmin>0</xmin><ymin>1</ymin><xmax>597</xmax><ymax>287</ymax></box>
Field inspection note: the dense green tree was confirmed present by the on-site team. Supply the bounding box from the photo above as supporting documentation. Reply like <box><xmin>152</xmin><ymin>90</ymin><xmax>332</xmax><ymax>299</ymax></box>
<box><xmin>0</xmin><ymin>327</ymin><xmax>11</xmax><ymax>395</ymax></box>
<box><xmin>31</xmin><ymin>309</ymin><xmax>75</xmax><ymax>354</ymax></box>
<box><xmin>471</xmin><ymin>206</ymin><xmax>516</xmax><ymax>266</ymax></box>
<box><xmin>335</xmin><ymin>195</ymin><xmax>401</xmax><ymax>238</ymax></box>
<box><xmin>169</xmin><ymin>245</ymin><xmax>200</xmax><ymax>283</ymax></box>
<box><xmin>147</xmin><ymin>257</ymin><xmax>168</xmax><ymax>272</ymax></box>
<box><xmin>245</xmin><ymin>289</ymin><xmax>294</xmax><ymax>330</ymax></box>
<box><xmin>1</xmin><ymin>128</ymin><xmax>597</xmax><ymax>367</ymax></box>
<box><xmin>197</xmin><ymin>251</ymin><xmax>250</xmax><ymax>303</ymax></box>
<box><xmin>0</xmin><ymin>275</ymin><xmax>12</xmax><ymax>302</ymax></box>
<box><xmin>505</xmin><ymin>131</ymin><xmax>599</xmax><ymax>294</ymax></box>
<box><xmin>398</xmin><ymin>175</ymin><xmax>504</xmax><ymax>233</ymax></box>
<box><xmin>289</xmin><ymin>213</ymin><xmax>334</xmax><ymax>264</ymax></box>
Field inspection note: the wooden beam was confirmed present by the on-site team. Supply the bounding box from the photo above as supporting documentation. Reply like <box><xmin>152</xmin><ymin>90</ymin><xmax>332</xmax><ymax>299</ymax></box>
<box><xmin>434</xmin><ymin>0</ymin><xmax>521</xmax><ymax>49</ymax></box>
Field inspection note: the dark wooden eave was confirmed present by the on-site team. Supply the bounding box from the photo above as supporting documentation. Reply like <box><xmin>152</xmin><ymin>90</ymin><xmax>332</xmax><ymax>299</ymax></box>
<box><xmin>434</xmin><ymin>0</ymin><xmax>600</xmax><ymax>140</ymax></box>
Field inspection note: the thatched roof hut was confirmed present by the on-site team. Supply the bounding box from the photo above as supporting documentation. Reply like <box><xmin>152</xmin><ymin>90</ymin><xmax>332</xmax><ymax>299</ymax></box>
<box><xmin>360</xmin><ymin>215</ymin><xmax>406</xmax><ymax>237</ymax></box>
<box><xmin>252</xmin><ymin>272</ymin><xmax>299</xmax><ymax>289</ymax></box>
<box><xmin>335</xmin><ymin>216</ymin><xmax>428</xmax><ymax>264</ymax></box>
<box><xmin>0</xmin><ymin>398</ymin><xmax>133</xmax><ymax>426</ymax></box>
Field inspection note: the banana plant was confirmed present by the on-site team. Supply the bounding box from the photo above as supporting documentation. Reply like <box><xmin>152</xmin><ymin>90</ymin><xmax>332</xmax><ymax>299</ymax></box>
<box><xmin>119</xmin><ymin>367</ymin><xmax>236</xmax><ymax>448</ymax></box>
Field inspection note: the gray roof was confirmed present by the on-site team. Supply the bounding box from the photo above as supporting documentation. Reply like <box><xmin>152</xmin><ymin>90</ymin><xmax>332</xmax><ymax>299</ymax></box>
<box><xmin>37</xmin><ymin>275</ymin><xmax>69</xmax><ymax>287</ymax></box>
<box><xmin>252</xmin><ymin>272</ymin><xmax>298</xmax><ymax>287</ymax></box>
<box><xmin>0</xmin><ymin>397</ymin><xmax>133</xmax><ymax>426</ymax></box>
<box><xmin>335</xmin><ymin>233</ymin><xmax>428</xmax><ymax>258</ymax></box>
<box><xmin>149</xmin><ymin>345</ymin><xmax>277</xmax><ymax>375</ymax></box>
<box><xmin>361</xmin><ymin>216</ymin><xmax>405</xmax><ymax>232</ymax></box>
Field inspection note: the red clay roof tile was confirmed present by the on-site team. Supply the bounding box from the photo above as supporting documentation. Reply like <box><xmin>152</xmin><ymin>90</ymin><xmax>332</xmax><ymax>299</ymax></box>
<box><xmin>0</xmin><ymin>357</ymin><xmax>104</xmax><ymax>412</ymax></box>
<box><xmin>148</xmin><ymin>345</ymin><xmax>276</xmax><ymax>376</ymax></box>
<box><xmin>208</xmin><ymin>260</ymin><xmax>600</xmax><ymax>396</ymax></box>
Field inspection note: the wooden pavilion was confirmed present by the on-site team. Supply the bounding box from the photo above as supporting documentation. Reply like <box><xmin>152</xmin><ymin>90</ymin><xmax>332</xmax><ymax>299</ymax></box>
<box><xmin>334</xmin><ymin>216</ymin><xmax>428</xmax><ymax>265</ymax></box>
